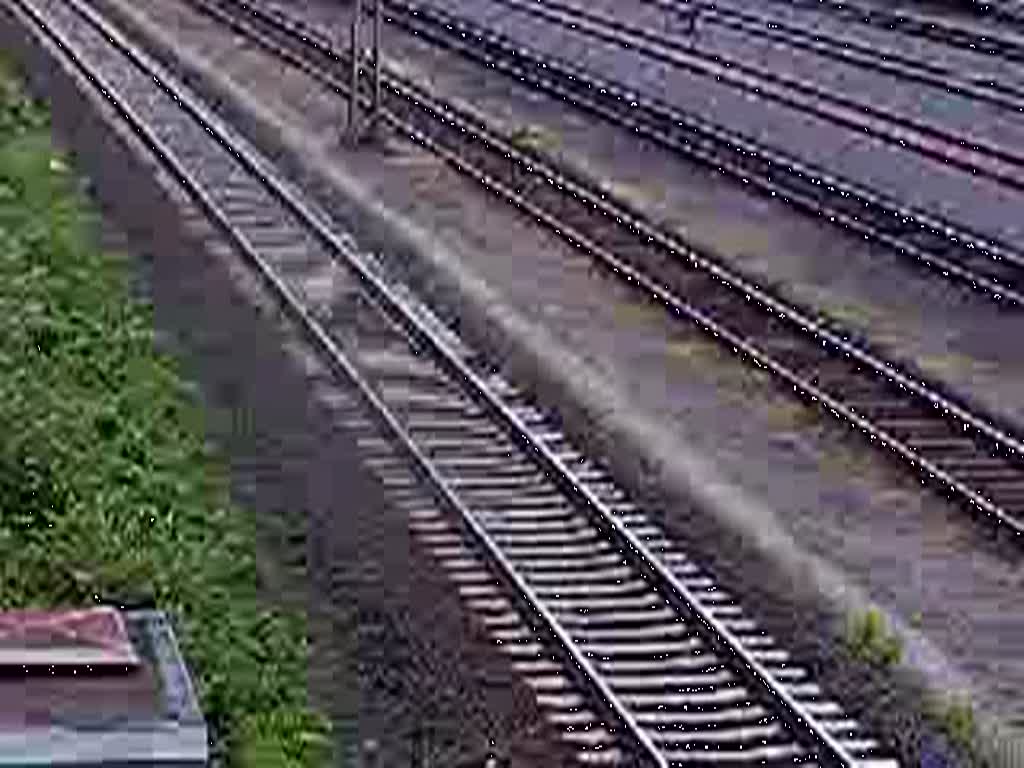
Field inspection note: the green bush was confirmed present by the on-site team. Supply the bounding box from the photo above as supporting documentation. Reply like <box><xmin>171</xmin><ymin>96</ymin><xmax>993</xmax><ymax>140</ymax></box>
<box><xmin>844</xmin><ymin>606</ymin><xmax>903</xmax><ymax>668</ymax></box>
<box><xmin>508</xmin><ymin>122</ymin><xmax>560</xmax><ymax>153</ymax></box>
<box><xmin>942</xmin><ymin>695</ymin><xmax>977</xmax><ymax>753</ymax></box>
<box><xmin>0</xmin><ymin>58</ymin><xmax>47</xmax><ymax>135</ymax></box>
<box><xmin>0</xmin><ymin>59</ymin><xmax>329</xmax><ymax>766</ymax></box>
<box><xmin>925</xmin><ymin>693</ymin><xmax>978</xmax><ymax>758</ymax></box>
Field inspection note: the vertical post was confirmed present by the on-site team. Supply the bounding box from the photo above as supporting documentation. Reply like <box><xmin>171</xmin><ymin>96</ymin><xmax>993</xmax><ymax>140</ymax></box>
<box><xmin>349</xmin><ymin>0</ymin><xmax>363</xmax><ymax>140</ymax></box>
<box><xmin>422</xmin><ymin>723</ymin><xmax>434</xmax><ymax>768</ymax></box>
<box><xmin>361</xmin><ymin>739</ymin><xmax>379</xmax><ymax>768</ymax></box>
<box><xmin>409</xmin><ymin>726</ymin><xmax>422</xmax><ymax>767</ymax></box>
<box><xmin>372</xmin><ymin>0</ymin><xmax>382</xmax><ymax>123</ymax></box>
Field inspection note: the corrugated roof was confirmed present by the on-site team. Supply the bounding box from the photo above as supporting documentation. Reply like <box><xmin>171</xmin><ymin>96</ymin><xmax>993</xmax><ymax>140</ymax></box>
<box><xmin>0</xmin><ymin>608</ymin><xmax>140</xmax><ymax>669</ymax></box>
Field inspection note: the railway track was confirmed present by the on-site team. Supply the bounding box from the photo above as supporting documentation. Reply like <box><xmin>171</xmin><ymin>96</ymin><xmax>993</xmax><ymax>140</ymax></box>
<box><xmin>754</xmin><ymin>0</ymin><xmax>1024</xmax><ymax>65</ymax></box>
<box><xmin>11</xmin><ymin>0</ymin><xmax>906</xmax><ymax>764</ymax></box>
<box><xmin>476</xmin><ymin>0</ymin><xmax>1024</xmax><ymax>192</ymax></box>
<box><xmin>189</xmin><ymin>0</ymin><xmax>1024</xmax><ymax>541</ymax></box>
<box><xmin>383</xmin><ymin>0</ymin><xmax>1024</xmax><ymax>307</ymax></box>
<box><xmin>958</xmin><ymin>1</ymin><xmax>1024</xmax><ymax>29</ymax></box>
<box><xmin>641</xmin><ymin>0</ymin><xmax>1024</xmax><ymax>115</ymax></box>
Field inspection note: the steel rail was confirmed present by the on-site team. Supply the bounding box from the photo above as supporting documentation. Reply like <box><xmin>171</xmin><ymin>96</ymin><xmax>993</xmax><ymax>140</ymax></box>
<box><xmin>964</xmin><ymin>1</ymin><xmax>1024</xmax><ymax>29</ymax></box>
<box><xmin>643</xmin><ymin>0</ymin><xmax>1024</xmax><ymax>115</ymax></box>
<box><xmin>202</xmin><ymin>0</ymin><xmax>1024</xmax><ymax>539</ymax></box>
<box><xmin>753</xmin><ymin>0</ymin><xmax>1024</xmax><ymax>63</ymax></box>
<box><xmin>383</xmin><ymin>0</ymin><xmax>1024</xmax><ymax>304</ymax></box>
<box><xmin>191</xmin><ymin>9</ymin><xmax>910</xmax><ymax>758</ymax></box>
<box><xmin>14</xmin><ymin>0</ymin><xmax>664</xmax><ymax>763</ymax></box>
<box><xmin>455</xmin><ymin>0</ymin><xmax>1024</xmax><ymax>193</ymax></box>
<box><xmin>25</xmin><ymin>0</ymin><xmax>893</xmax><ymax>761</ymax></box>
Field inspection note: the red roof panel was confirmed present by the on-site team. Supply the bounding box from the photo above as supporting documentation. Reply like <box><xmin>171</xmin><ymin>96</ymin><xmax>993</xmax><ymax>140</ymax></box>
<box><xmin>0</xmin><ymin>608</ymin><xmax>140</xmax><ymax>669</ymax></box>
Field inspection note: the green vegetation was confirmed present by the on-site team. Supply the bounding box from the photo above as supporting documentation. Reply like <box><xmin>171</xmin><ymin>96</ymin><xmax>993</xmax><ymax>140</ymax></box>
<box><xmin>761</xmin><ymin>396</ymin><xmax>820</xmax><ymax>432</ymax></box>
<box><xmin>606</xmin><ymin>178</ymin><xmax>667</xmax><ymax>206</ymax></box>
<box><xmin>941</xmin><ymin>695</ymin><xmax>978</xmax><ymax>754</ymax></box>
<box><xmin>926</xmin><ymin>692</ymin><xmax>983</xmax><ymax>762</ymax></box>
<box><xmin>508</xmin><ymin>122</ymin><xmax>561</xmax><ymax>153</ymax></box>
<box><xmin>918</xmin><ymin>351</ymin><xmax>1000</xmax><ymax>381</ymax></box>
<box><xmin>843</xmin><ymin>606</ymin><xmax>903</xmax><ymax>668</ymax></box>
<box><xmin>0</xmin><ymin>58</ymin><xmax>329</xmax><ymax>765</ymax></box>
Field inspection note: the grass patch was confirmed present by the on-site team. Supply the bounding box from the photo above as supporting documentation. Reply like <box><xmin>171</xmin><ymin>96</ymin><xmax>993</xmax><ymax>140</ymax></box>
<box><xmin>611</xmin><ymin>296</ymin><xmax>663</xmax><ymax>328</ymax></box>
<box><xmin>800</xmin><ymin>286</ymin><xmax>882</xmax><ymax>332</ymax></box>
<box><xmin>761</xmin><ymin>396</ymin><xmax>820</xmax><ymax>431</ymax></box>
<box><xmin>844</xmin><ymin>606</ymin><xmax>903</xmax><ymax>668</ymax></box>
<box><xmin>926</xmin><ymin>692</ymin><xmax>983</xmax><ymax>762</ymax></box>
<box><xmin>817</xmin><ymin>439</ymin><xmax>878</xmax><ymax>482</ymax></box>
<box><xmin>941</xmin><ymin>695</ymin><xmax>978</xmax><ymax>753</ymax></box>
<box><xmin>664</xmin><ymin>336</ymin><xmax>784</xmax><ymax>400</ymax></box>
<box><xmin>734</xmin><ymin>359</ymin><xmax>778</xmax><ymax>392</ymax></box>
<box><xmin>606</xmin><ymin>178</ymin><xmax>667</xmax><ymax>206</ymax></box>
<box><xmin>0</xmin><ymin>60</ymin><xmax>329</xmax><ymax>766</ymax></box>
<box><xmin>508</xmin><ymin>122</ymin><xmax>561</xmax><ymax>153</ymax></box>
<box><xmin>665</xmin><ymin>336</ymin><xmax>718</xmax><ymax>361</ymax></box>
<box><xmin>918</xmin><ymin>351</ymin><xmax>995</xmax><ymax>380</ymax></box>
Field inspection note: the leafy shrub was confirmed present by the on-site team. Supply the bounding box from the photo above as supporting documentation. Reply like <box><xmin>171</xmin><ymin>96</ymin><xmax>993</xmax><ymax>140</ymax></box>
<box><xmin>844</xmin><ymin>606</ymin><xmax>903</xmax><ymax>668</ymax></box>
<box><xmin>0</xmin><ymin>61</ymin><xmax>329</xmax><ymax>766</ymax></box>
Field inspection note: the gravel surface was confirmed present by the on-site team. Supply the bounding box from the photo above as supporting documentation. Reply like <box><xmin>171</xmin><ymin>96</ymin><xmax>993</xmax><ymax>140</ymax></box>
<box><xmin>855</xmin><ymin>0</ymin><xmax>1024</xmax><ymax>50</ymax></box>
<box><xmin>91</xmin><ymin>0</ymin><xmax>1024</xmax><ymax>761</ymax></box>
<box><xmin>121</xmin><ymin>185</ymin><xmax>570</xmax><ymax>767</ymax></box>
<box><xmin>593</xmin><ymin>0</ymin><xmax>1024</xmax><ymax>153</ymax></box>
<box><xmin>261</xmin><ymin>0</ymin><xmax>1024</xmax><ymax>438</ymax></box>
<box><xmin>453</xmin><ymin>0</ymin><xmax>1024</xmax><ymax>154</ymax></box>
<box><xmin>0</xmin><ymin>5</ymin><xmax>572</xmax><ymax>765</ymax></box>
<box><xmin>128</xmin><ymin>207</ymin><xmax>568</xmax><ymax>767</ymax></box>
<box><xmin>419</xmin><ymin>0</ymin><xmax>1024</xmax><ymax>249</ymax></box>
<box><xmin>713</xmin><ymin>0</ymin><xmax>1024</xmax><ymax>93</ymax></box>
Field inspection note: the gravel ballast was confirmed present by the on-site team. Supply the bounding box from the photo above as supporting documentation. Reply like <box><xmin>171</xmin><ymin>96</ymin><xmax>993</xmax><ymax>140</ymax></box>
<box><xmin>0</xmin><ymin>3</ymin><xmax>574</xmax><ymax>765</ymax></box>
<box><xmin>35</xmin><ymin>0</ymin><xmax>1024</xmax><ymax>764</ymax></box>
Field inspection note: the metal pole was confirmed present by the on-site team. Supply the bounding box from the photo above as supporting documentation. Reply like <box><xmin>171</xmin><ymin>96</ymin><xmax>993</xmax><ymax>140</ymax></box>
<box><xmin>349</xmin><ymin>0</ymin><xmax>363</xmax><ymax>140</ymax></box>
<box><xmin>372</xmin><ymin>0</ymin><xmax>382</xmax><ymax>123</ymax></box>
<box><xmin>361</xmin><ymin>738</ymin><xmax>379</xmax><ymax>768</ymax></box>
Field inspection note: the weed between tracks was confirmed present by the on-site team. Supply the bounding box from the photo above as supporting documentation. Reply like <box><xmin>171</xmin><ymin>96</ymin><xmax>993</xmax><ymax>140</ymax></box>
<box><xmin>508</xmin><ymin>122</ymin><xmax>561</xmax><ymax>153</ymax></box>
<box><xmin>0</xmin><ymin>57</ymin><xmax>328</xmax><ymax>766</ymax></box>
<box><xmin>844</xmin><ymin>606</ymin><xmax>903</xmax><ymax>668</ymax></box>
